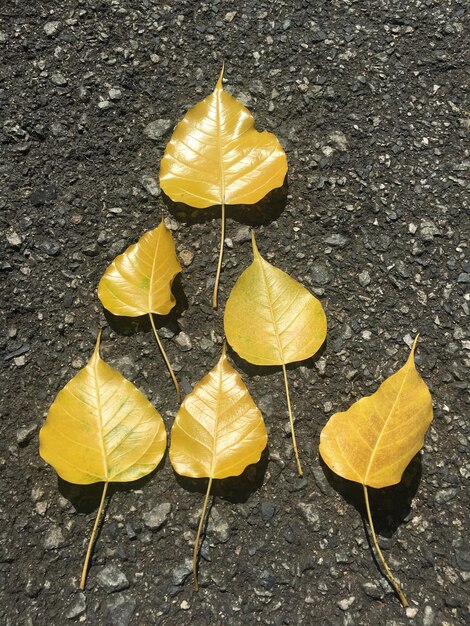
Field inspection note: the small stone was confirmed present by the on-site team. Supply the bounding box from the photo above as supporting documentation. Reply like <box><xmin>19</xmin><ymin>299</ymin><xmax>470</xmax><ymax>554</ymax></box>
<box><xmin>261</xmin><ymin>501</ymin><xmax>276</xmax><ymax>522</ymax></box>
<box><xmin>175</xmin><ymin>332</ymin><xmax>192</xmax><ymax>351</ymax></box>
<box><xmin>208</xmin><ymin>508</ymin><xmax>230</xmax><ymax>543</ymax></box>
<box><xmin>310</xmin><ymin>265</ymin><xmax>331</xmax><ymax>285</ymax></box>
<box><xmin>172</xmin><ymin>558</ymin><xmax>192</xmax><ymax>585</ymax></box>
<box><xmin>97</xmin><ymin>565</ymin><xmax>129</xmax><ymax>593</ymax></box>
<box><xmin>362</xmin><ymin>581</ymin><xmax>384</xmax><ymax>600</ymax></box>
<box><xmin>457</xmin><ymin>272</ymin><xmax>470</xmax><ymax>284</ymax></box>
<box><xmin>337</xmin><ymin>596</ymin><xmax>355</xmax><ymax>611</ymax></box>
<box><xmin>435</xmin><ymin>487</ymin><xmax>457</xmax><ymax>504</ymax></box>
<box><xmin>144</xmin><ymin>119</ymin><xmax>173</xmax><ymax>141</ymax></box>
<box><xmin>16</xmin><ymin>423</ymin><xmax>37</xmax><ymax>446</ymax></box>
<box><xmin>232</xmin><ymin>226</ymin><xmax>252</xmax><ymax>243</ymax></box>
<box><xmin>106</xmin><ymin>593</ymin><xmax>136</xmax><ymax>626</ymax></box>
<box><xmin>51</xmin><ymin>72</ymin><xmax>67</xmax><ymax>86</ymax></box>
<box><xmin>98</xmin><ymin>100</ymin><xmax>111</xmax><ymax>110</ymax></box>
<box><xmin>419</xmin><ymin>220</ymin><xmax>441</xmax><ymax>242</ymax></box>
<box><xmin>224</xmin><ymin>11</ymin><xmax>237</xmax><ymax>22</ymax></box>
<box><xmin>66</xmin><ymin>593</ymin><xmax>86</xmax><ymax>619</ymax></box>
<box><xmin>180</xmin><ymin>600</ymin><xmax>190</xmax><ymax>610</ymax></box>
<box><xmin>324</xmin><ymin>234</ymin><xmax>348</xmax><ymax>247</ymax></box>
<box><xmin>358</xmin><ymin>270</ymin><xmax>371</xmax><ymax>287</ymax></box>
<box><xmin>141</xmin><ymin>175</ymin><xmax>160</xmax><ymax>197</ymax></box>
<box><xmin>179</xmin><ymin>249</ymin><xmax>194</xmax><ymax>267</ymax></box>
<box><xmin>44</xmin><ymin>21</ymin><xmax>60</xmax><ymax>36</ymax></box>
<box><xmin>109</xmin><ymin>88</ymin><xmax>122</xmax><ymax>100</ymax></box>
<box><xmin>44</xmin><ymin>526</ymin><xmax>65</xmax><ymax>550</ymax></box>
<box><xmin>7</xmin><ymin>231</ymin><xmax>22</xmax><ymax>248</ymax></box>
<box><xmin>422</xmin><ymin>605</ymin><xmax>435</xmax><ymax>626</ymax></box>
<box><xmin>297</xmin><ymin>503</ymin><xmax>320</xmax><ymax>529</ymax></box>
<box><xmin>405</xmin><ymin>607</ymin><xmax>418</xmax><ymax>618</ymax></box>
<box><xmin>142</xmin><ymin>503</ymin><xmax>171</xmax><ymax>530</ymax></box>
<box><xmin>329</xmin><ymin>131</ymin><xmax>348</xmax><ymax>151</ymax></box>
<box><xmin>38</xmin><ymin>240</ymin><xmax>61</xmax><ymax>256</ymax></box>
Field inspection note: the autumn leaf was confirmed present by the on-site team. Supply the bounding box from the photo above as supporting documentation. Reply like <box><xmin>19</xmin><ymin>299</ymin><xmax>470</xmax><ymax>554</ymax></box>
<box><xmin>98</xmin><ymin>219</ymin><xmax>182</xmax><ymax>399</ymax></box>
<box><xmin>224</xmin><ymin>231</ymin><xmax>327</xmax><ymax>476</ymax></box>
<box><xmin>39</xmin><ymin>330</ymin><xmax>167</xmax><ymax>589</ymax></box>
<box><xmin>159</xmin><ymin>66</ymin><xmax>288</xmax><ymax>309</ymax></box>
<box><xmin>319</xmin><ymin>336</ymin><xmax>433</xmax><ymax>606</ymax></box>
<box><xmin>169</xmin><ymin>345</ymin><xmax>267</xmax><ymax>590</ymax></box>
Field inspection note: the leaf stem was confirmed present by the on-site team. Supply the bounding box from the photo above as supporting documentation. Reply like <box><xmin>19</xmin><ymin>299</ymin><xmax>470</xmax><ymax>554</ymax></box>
<box><xmin>212</xmin><ymin>202</ymin><xmax>225</xmax><ymax>310</ymax></box>
<box><xmin>282</xmin><ymin>364</ymin><xmax>303</xmax><ymax>477</ymax></box>
<box><xmin>193</xmin><ymin>477</ymin><xmax>213</xmax><ymax>592</ymax></box>
<box><xmin>362</xmin><ymin>484</ymin><xmax>409</xmax><ymax>607</ymax></box>
<box><xmin>80</xmin><ymin>481</ymin><xmax>109</xmax><ymax>590</ymax></box>
<box><xmin>149</xmin><ymin>313</ymin><xmax>180</xmax><ymax>402</ymax></box>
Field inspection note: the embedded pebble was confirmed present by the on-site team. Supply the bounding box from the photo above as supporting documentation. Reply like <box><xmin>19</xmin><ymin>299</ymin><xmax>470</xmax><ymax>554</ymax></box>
<box><xmin>44</xmin><ymin>526</ymin><xmax>65</xmax><ymax>550</ymax></box>
<box><xmin>106</xmin><ymin>593</ymin><xmax>136</xmax><ymax>626</ymax></box>
<box><xmin>97</xmin><ymin>565</ymin><xmax>130</xmax><ymax>593</ymax></box>
<box><xmin>44</xmin><ymin>21</ymin><xmax>60</xmax><ymax>36</ymax></box>
<box><xmin>142</xmin><ymin>503</ymin><xmax>171</xmax><ymax>530</ymax></box>
<box><xmin>175</xmin><ymin>332</ymin><xmax>192</xmax><ymax>351</ymax></box>
<box><xmin>172</xmin><ymin>559</ymin><xmax>192</xmax><ymax>585</ymax></box>
<box><xmin>144</xmin><ymin>119</ymin><xmax>173</xmax><ymax>140</ymax></box>
<box><xmin>66</xmin><ymin>593</ymin><xmax>86</xmax><ymax>619</ymax></box>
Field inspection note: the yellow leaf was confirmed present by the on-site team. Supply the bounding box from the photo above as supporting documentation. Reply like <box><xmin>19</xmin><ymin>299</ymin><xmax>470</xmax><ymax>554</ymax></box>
<box><xmin>224</xmin><ymin>231</ymin><xmax>327</xmax><ymax>475</ymax></box>
<box><xmin>97</xmin><ymin>219</ymin><xmax>182</xmax><ymax>398</ymax></box>
<box><xmin>319</xmin><ymin>337</ymin><xmax>433</xmax><ymax>489</ymax></box>
<box><xmin>224</xmin><ymin>232</ymin><xmax>327</xmax><ymax>366</ymax></box>
<box><xmin>169</xmin><ymin>345</ymin><xmax>267</xmax><ymax>589</ymax></box>
<box><xmin>97</xmin><ymin>219</ymin><xmax>181</xmax><ymax>318</ymax></box>
<box><xmin>319</xmin><ymin>336</ymin><xmax>433</xmax><ymax>607</ymax></box>
<box><xmin>39</xmin><ymin>331</ymin><xmax>166</xmax><ymax>588</ymax></box>
<box><xmin>159</xmin><ymin>66</ymin><xmax>288</xmax><ymax>308</ymax></box>
<box><xmin>170</xmin><ymin>345</ymin><xmax>267</xmax><ymax>479</ymax></box>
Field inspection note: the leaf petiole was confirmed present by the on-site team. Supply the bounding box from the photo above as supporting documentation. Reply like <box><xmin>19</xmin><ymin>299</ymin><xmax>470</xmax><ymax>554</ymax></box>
<box><xmin>193</xmin><ymin>477</ymin><xmax>213</xmax><ymax>592</ymax></box>
<box><xmin>282</xmin><ymin>364</ymin><xmax>303</xmax><ymax>477</ymax></box>
<box><xmin>80</xmin><ymin>481</ymin><xmax>109</xmax><ymax>590</ymax></box>
<box><xmin>362</xmin><ymin>484</ymin><xmax>409</xmax><ymax>607</ymax></box>
<box><xmin>212</xmin><ymin>202</ymin><xmax>225</xmax><ymax>310</ymax></box>
<box><xmin>149</xmin><ymin>313</ymin><xmax>181</xmax><ymax>402</ymax></box>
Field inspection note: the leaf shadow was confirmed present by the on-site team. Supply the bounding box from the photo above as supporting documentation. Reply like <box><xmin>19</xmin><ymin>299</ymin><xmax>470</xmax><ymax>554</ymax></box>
<box><xmin>225</xmin><ymin>338</ymin><xmax>327</xmax><ymax>380</ymax></box>
<box><xmin>320</xmin><ymin>452</ymin><xmax>423</xmax><ymax>536</ymax></box>
<box><xmin>161</xmin><ymin>177</ymin><xmax>288</xmax><ymax>227</ymax></box>
<box><xmin>173</xmin><ymin>446</ymin><xmax>269</xmax><ymax>505</ymax></box>
<box><xmin>102</xmin><ymin>274</ymin><xmax>188</xmax><ymax>337</ymax></box>
<box><xmin>57</xmin><ymin>455</ymin><xmax>167</xmax><ymax>514</ymax></box>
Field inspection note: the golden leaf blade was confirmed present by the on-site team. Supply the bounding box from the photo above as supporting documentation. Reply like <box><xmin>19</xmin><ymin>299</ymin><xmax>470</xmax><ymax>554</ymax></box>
<box><xmin>39</xmin><ymin>332</ymin><xmax>167</xmax><ymax>485</ymax></box>
<box><xmin>159</xmin><ymin>67</ymin><xmax>288</xmax><ymax>208</ymax></box>
<box><xmin>169</xmin><ymin>346</ymin><xmax>267</xmax><ymax>480</ymax></box>
<box><xmin>97</xmin><ymin>220</ymin><xmax>181</xmax><ymax>318</ymax></box>
<box><xmin>224</xmin><ymin>232</ymin><xmax>327</xmax><ymax>366</ymax></box>
<box><xmin>319</xmin><ymin>337</ymin><xmax>433</xmax><ymax>489</ymax></box>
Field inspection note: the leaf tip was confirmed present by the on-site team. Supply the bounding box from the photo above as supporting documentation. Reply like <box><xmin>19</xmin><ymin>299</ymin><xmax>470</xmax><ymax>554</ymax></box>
<box><xmin>216</xmin><ymin>64</ymin><xmax>225</xmax><ymax>90</ymax></box>
<box><xmin>92</xmin><ymin>329</ymin><xmax>103</xmax><ymax>361</ymax></box>
<box><xmin>410</xmin><ymin>333</ymin><xmax>420</xmax><ymax>359</ymax></box>
<box><xmin>251</xmin><ymin>230</ymin><xmax>260</xmax><ymax>258</ymax></box>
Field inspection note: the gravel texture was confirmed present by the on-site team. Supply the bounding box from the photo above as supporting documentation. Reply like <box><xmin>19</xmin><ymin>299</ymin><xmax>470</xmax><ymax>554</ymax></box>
<box><xmin>1</xmin><ymin>1</ymin><xmax>469</xmax><ymax>625</ymax></box>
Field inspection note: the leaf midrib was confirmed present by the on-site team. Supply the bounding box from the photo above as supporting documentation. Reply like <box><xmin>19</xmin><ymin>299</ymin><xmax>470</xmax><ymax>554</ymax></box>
<box><xmin>92</xmin><ymin>357</ymin><xmax>108</xmax><ymax>481</ymax></box>
<box><xmin>257</xmin><ymin>257</ymin><xmax>285</xmax><ymax>364</ymax></box>
<box><xmin>215</xmin><ymin>86</ymin><xmax>226</xmax><ymax>205</ymax></box>
<box><xmin>148</xmin><ymin>227</ymin><xmax>163</xmax><ymax>314</ymax></box>
<box><xmin>363</xmin><ymin>358</ymin><xmax>412</xmax><ymax>485</ymax></box>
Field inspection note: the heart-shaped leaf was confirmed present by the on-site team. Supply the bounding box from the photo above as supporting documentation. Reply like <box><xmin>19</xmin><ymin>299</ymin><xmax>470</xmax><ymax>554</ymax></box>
<box><xmin>224</xmin><ymin>231</ymin><xmax>327</xmax><ymax>475</ymax></box>
<box><xmin>160</xmin><ymin>66</ymin><xmax>287</xmax><ymax>308</ymax></box>
<box><xmin>39</xmin><ymin>331</ymin><xmax>167</xmax><ymax>588</ymax></box>
<box><xmin>319</xmin><ymin>336</ymin><xmax>433</xmax><ymax>606</ymax></box>
<box><xmin>98</xmin><ymin>219</ymin><xmax>182</xmax><ymax>398</ymax></box>
<box><xmin>319</xmin><ymin>337</ymin><xmax>432</xmax><ymax>489</ymax></box>
<box><xmin>170</xmin><ymin>345</ymin><xmax>267</xmax><ymax>590</ymax></box>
